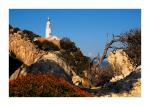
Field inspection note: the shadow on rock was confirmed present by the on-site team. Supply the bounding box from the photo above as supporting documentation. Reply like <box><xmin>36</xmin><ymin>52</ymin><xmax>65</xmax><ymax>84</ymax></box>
<box><xmin>91</xmin><ymin>69</ymin><xmax>141</xmax><ymax>97</ymax></box>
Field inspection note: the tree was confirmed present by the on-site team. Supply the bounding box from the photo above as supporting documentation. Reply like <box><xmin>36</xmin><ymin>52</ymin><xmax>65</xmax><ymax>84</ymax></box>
<box><xmin>90</xmin><ymin>28</ymin><xmax>141</xmax><ymax>71</ymax></box>
<box><xmin>123</xmin><ymin>29</ymin><xmax>141</xmax><ymax>66</ymax></box>
<box><xmin>88</xmin><ymin>28</ymin><xmax>141</xmax><ymax>86</ymax></box>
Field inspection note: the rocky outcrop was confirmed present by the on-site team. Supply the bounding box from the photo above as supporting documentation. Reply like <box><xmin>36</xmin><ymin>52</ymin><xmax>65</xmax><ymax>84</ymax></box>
<box><xmin>9</xmin><ymin>31</ymin><xmax>76</xmax><ymax>81</ymax></box>
<box><xmin>9</xmin><ymin>31</ymin><xmax>44</xmax><ymax>66</ymax></box>
<box><xmin>103</xmin><ymin>65</ymin><xmax>141</xmax><ymax>97</ymax></box>
<box><xmin>72</xmin><ymin>72</ymin><xmax>91</xmax><ymax>88</ymax></box>
<box><xmin>89</xmin><ymin>65</ymin><xmax>141</xmax><ymax>97</ymax></box>
<box><xmin>88</xmin><ymin>49</ymin><xmax>141</xmax><ymax>97</ymax></box>
<box><xmin>9</xmin><ymin>30</ymin><xmax>93</xmax><ymax>88</ymax></box>
<box><xmin>107</xmin><ymin>49</ymin><xmax>135</xmax><ymax>81</ymax></box>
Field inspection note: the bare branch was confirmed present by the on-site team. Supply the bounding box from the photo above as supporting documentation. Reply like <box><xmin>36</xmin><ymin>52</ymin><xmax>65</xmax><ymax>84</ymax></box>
<box><xmin>90</xmin><ymin>34</ymin><xmax>129</xmax><ymax>71</ymax></box>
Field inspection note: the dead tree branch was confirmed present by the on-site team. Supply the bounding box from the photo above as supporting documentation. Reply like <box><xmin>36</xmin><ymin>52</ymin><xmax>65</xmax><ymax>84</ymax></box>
<box><xmin>90</xmin><ymin>34</ymin><xmax>129</xmax><ymax>71</ymax></box>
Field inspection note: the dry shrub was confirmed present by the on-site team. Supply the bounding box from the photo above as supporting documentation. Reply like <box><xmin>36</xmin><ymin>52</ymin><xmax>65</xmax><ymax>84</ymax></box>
<box><xmin>125</xmin><ymin>29</ymin><xmax>141</xmax><ymax>66</ymax></box>
<box><xmin>119</xmin><ymin>28</ymin><xmax>141</xmax><ymax>66</ymax></box>
<box><xmin>9</xmin><ymin>73</ymin><xmax>93</xmax><ymax>97</ymax></box>
<box><xmin>90</xmin><ymin>64</ymin><xmax>114</xmax><ymax>87</ymax></box>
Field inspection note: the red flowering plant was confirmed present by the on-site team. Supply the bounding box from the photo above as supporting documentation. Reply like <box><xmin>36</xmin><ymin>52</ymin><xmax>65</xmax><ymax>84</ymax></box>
<box><xmin>9</xmin><ymin>73</ymin><xmax>93</xmax><ymax>97</ymax></box>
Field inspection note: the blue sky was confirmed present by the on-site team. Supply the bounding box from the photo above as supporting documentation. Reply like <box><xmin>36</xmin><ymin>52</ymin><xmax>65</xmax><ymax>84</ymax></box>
<box><xmin>9</xmin><ymin>9</ymin><xmax>141</xmax><ymax>57</ymax></box>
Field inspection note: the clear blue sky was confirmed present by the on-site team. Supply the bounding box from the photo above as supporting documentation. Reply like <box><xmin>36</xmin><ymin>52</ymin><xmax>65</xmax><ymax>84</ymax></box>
<box><xmin>9</xmin><ymin>9</ymin><xmax>141</xmax><ymax>57</ymax></box>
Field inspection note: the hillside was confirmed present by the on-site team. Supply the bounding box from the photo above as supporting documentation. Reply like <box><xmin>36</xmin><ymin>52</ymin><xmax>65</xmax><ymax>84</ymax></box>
<box><xmin>9</xmin><ymin>26</ymin><xmax>141</xmax><ymax>97</ymax></box>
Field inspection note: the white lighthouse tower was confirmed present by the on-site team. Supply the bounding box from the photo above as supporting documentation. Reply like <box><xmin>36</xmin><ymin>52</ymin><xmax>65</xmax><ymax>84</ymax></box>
<box><xmin>45</xmin><ymin>17</ymin><xmax>52</xmax><ymax>38</ymax></box>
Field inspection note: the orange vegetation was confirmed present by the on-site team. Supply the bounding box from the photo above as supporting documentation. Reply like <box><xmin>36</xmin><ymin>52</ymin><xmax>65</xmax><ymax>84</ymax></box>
<box><xmin>9</xmin><ymin>73</ymin><xmax>93</xmax><ymax>97</ymax></box>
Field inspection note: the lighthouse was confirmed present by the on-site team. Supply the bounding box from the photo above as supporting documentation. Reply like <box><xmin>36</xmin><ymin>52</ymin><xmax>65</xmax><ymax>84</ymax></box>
<box><xmin>45</xmin><ymin>17</ymin><xmax>52</xmax><ymax>38</ymax></box>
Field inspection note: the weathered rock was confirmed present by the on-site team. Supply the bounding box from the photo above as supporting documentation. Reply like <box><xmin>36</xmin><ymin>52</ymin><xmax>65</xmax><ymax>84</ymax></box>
<box><xmin>72</xmin><ymin>75</ymin><xmax>82</xmax><ymax>86</ymax></box>
<box><xmin>110</xmin><ymin>66</ymin><xmax>141</xmax><ymax>97</ymax></box>
<box><xmin>72</xmin><ymin>75</ymin><xmax>91</xmax><ymax>88</ymax></box>
<box><xmin>9</xmin><ymin>32</ymin><xmax>76</xmax><ymax>81</ymax></box>
<box><xmin>71</xmin><ymin>71</ymin><xmax>92</xmax><ymax>88</ymax></box>
<box><xmin>108</xmin><ymin>49</ymin><xmax>135</xmax><ymax>79</ymax></box>
<box><xmin>9</xmin><ymin>32</ymin><xmax>43</xmax><ymax>66</ymax></box>
<box><xmin>91</xmin><ymin>65</ymin><xmax>141</xmax><ymax>97</ymax></box>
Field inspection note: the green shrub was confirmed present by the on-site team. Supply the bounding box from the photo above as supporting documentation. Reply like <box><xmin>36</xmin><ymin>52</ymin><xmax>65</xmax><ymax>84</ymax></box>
<box><xmin>34</xmin><ymin>40</ymin><xmax>60</xmax><ymax>51</ymax></box>
<box><xmin>23</xmin><ymin>29</ymin><xmax>40</xmax><ymax>40</ymax></box>
<box><xmin>59</xmin><ymin>37</ymin><xmax>90</xmax><ymax>75</ymax></box>
<box><xmin>61</xmin><ymin>48</ymin><xmax>90</xmax><ymax>75</ymax></box>
<box><xmin>13</xmin><ymin>27</ymin><xmax>20</xmax><ymax>33</ymax></box>
<box><xmin>9</xmin><ymin>73</ymin><xmax>93</xmax><ymax>97</ymax></box>
<box><xmin>60</xmin><ymin>37</ymin><xmax>77</xmax><ymax>52</ymax></box>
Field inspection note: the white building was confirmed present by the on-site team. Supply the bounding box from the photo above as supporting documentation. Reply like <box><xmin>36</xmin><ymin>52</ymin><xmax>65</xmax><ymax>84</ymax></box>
<box><xmin>45</xmin><ymin>17</ymin><xmax>52</xmax><ymax>38</ymax></box>
<box><xmin>45</xmin><ymin>17</ymin><xmax>60</xmax><ymax>40</ymax></box>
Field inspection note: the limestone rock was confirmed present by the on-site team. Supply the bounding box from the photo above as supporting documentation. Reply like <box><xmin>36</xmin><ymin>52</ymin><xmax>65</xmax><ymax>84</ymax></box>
<box><xmin>108</xmin><ymin>49</ymin><xmax>135</xmax><ymax>79</ymax></box>
<box><xmin>72</xmin><ymin>71</ymin><xmax>91</xmax><ymax>88</ymax></box>
<box><xmin>72</xmin><ymin>75</ymin><xmax>91</xmax><ymax>88</ymax></box>
<box><xmin>93</xmin><ymin>65</ymin><xmax>141</xmax><ymax>97</ymax></box>
<box><xmin>9</xmin><ymin>32</ymin><xmax>44</xmax><ymax>66</ymax></box>
<box><xmin>72</xmin><ymin>75</ymin><xmax>82</xmax><ymax>86</ymax></box>
<box><xmin>9</xmin><ymin>32</ymin><xmax>75</xmax><ymax>81</ymax></box>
